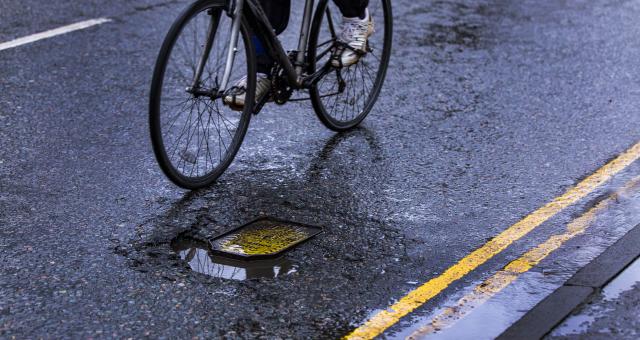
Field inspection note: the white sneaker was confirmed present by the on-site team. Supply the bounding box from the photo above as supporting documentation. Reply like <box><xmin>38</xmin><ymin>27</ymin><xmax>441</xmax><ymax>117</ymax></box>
<box><xmin>332</xmin><ymin>9</ymin><xmax>374</xmax><ymax>68</ymax></box>
<box><xmin>223</xmin><ymin>73</ymin><xmax>271</xmax><ymax>111</ymax></box>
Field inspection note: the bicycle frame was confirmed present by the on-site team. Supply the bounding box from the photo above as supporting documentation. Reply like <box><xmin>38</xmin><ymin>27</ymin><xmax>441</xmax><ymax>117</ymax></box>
<box><xmin>190</xmin><ymin>0</ymin><xmax>335</xmax><ymax>97</ymax></box>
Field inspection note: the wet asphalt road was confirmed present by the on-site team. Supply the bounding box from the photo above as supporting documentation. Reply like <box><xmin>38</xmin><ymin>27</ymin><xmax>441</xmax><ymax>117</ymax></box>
<box><xmin>2</xmin><ymin>0</ymin><xmax>640</xmax><ymax>338</ymax></box>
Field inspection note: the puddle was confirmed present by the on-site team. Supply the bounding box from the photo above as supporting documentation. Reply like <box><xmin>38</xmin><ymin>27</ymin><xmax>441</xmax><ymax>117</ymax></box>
<box><xmin>602</xmin><ymin>255</ymin><xmax>640</xmax><ymax>300</ymax></box>
<box><xmin>551</xmin><ymin>255</ymin><xmax>640</xmax><ymax>336</ymax></box>
<box><xmin>171</xmin><ymin>236</ymin><xmax>298</xmax><ymax>281</ymax></box>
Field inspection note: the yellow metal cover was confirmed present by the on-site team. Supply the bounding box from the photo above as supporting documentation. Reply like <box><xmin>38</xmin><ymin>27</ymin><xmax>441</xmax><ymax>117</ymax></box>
<box><xmin>210</xmin><ymin>218</ymin><xmax>322</xmax><ymax>259</ymax></box>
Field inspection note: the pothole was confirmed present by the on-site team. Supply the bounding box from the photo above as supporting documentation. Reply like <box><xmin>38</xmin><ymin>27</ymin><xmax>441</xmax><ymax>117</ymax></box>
<box><xmin>169</xmin><ymin>217</ymin><xmax>322</xmax><ymax>281</ymax></box>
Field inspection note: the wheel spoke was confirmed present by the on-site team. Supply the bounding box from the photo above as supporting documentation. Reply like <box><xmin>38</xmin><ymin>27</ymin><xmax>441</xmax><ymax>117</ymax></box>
<box><xmin>154</xmin><ymin>5</ymin><xmax>250</xmax><ymax>184</ymax></box>
<box><xmin>311</xmin><ymin>0</ymin><xmax>389</xmax><ymax>128</ymax></box>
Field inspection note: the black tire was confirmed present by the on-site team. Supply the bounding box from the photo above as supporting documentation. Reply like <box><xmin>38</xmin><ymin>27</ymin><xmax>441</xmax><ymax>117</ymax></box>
<box><xmin>149</xmin><ymin>0</ymin><xmax>256</xmax><ymax>189</ymax></box>
<box><xmin>308</xmin><ymin>0</ymin><xmax>392</xmax><ymax>131</ymax></box>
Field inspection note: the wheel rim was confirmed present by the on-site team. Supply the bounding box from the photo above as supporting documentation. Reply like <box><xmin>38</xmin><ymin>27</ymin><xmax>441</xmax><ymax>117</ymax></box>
<box><xmin>311</xmin><ymin>0</ymin><xmax>391</xmax><ymax>127</ymax></box>
<box><xmin>157</xmin><ymin>6</ymin><xmax>251</xmax><ymax>182</ymax></box>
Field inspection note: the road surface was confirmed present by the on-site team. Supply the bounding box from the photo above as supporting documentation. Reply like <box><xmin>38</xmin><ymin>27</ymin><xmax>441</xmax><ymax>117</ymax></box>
<box><xmin>1</xmin><ymin>0</ymin><xmax>640</xmax><ymax>338</ymax></box>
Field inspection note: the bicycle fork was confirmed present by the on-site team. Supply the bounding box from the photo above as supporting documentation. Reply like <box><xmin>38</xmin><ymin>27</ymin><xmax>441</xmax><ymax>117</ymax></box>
<box><xmin>190</xmin><ymin>9</ymin><xmax>222</xmax><ymax>92</ymax></box>
<box><xmin>188</xmin><ymin>0</ymin><xmax>244</xmax><ymax>97</ymax></box>
<box><xmin>219</xmin><ymin>0</ymin><xmax>244</xmax><ymax>93</ymax></box>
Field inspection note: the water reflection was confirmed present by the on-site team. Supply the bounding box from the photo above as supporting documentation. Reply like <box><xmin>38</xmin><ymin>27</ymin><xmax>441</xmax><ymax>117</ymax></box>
<box><xmin>551</xmin><ymin>255</ymin><xmax>640</xmax><ymax>336</ymax></box>
<box><xmin>171</xmin><ymin>236</ymin><xmax>297</xmax><ymax>281</ymax></box>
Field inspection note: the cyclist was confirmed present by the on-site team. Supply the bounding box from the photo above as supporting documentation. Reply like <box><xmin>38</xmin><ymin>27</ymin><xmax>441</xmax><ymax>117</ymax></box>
<box><xmin>224</xmin><ymin>0</ymin><xmax>374</xmax><ymax>109</ymax></box>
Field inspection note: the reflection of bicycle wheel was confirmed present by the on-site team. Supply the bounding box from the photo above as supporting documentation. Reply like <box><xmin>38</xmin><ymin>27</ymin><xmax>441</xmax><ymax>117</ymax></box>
<box><xmin>307</xmin><ymin>128</ymin><xmax>382</xmax><ymax>183</ymax></box>
<box><xmin>308</xmin><ymin>0</ymin><xmax>393</xmax><ymax>131</ymax></box>
<box><xmin>149</xmin><ymin>0</ymin><xmax>256</xmax><ymax>189</ymax></box>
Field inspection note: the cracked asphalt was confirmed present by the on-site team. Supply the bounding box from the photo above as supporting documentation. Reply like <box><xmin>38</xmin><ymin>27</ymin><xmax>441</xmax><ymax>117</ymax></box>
<box><xmin>1</xmin><ymin>0</ymin><xmax>640</xmax><ymax>338</ymax></box>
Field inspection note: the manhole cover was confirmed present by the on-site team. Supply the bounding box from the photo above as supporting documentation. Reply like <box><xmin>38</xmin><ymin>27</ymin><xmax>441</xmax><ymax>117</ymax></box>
<box><xmin>210</xmin><ymin>217</ymin><xmax>322</xmax><ymax>259</ymax></box>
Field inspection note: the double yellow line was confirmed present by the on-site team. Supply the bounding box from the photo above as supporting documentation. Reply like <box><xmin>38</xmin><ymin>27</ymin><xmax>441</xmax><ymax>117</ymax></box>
<box><xmin>407</xmin><ymin>175</ymin><xmax>640</xmax><ymax>338</ymax></box>
<box><xmin>345</xmin><ymin>141</ymin><xmax>640</xmax><ymax>340</ymax></box>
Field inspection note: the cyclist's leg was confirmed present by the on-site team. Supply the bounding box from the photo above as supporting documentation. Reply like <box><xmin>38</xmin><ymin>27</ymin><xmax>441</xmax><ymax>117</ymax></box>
<box><xmin>330</xmin><ymin>0</ymin><xmax>373</xmax><ymax>67</ymax></box>
<box><xmin>256</xmin><ymin>0</ymin><xmax>291</xmax><ymax>75</ymax></box>
<box><xmin>332</xmin><ymin>0</ymin><xmax>369</xmax><ymax>19</ymax></box>
<box><xmin>224</xmin><ymin>0</ymin><xmax>291</xmax><ymax>109</ymax></box>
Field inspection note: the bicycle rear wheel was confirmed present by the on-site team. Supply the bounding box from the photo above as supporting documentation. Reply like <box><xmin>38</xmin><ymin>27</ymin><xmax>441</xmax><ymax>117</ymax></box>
<box><xmin>149</xmin><ymin>0</ymin><xmax>256</xmax><ymax>189</ymax></box>
<box><xmin>308</xmin><ymin>0</ymin><xmax>392</xmax><ymax>131</ymax></box>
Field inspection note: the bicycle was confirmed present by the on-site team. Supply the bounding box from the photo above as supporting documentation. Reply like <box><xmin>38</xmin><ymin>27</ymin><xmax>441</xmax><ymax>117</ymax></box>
<box><xmin>149</xmin><ymin>0</ymin><xmax>392</xmax><ymax>189</ymax></box>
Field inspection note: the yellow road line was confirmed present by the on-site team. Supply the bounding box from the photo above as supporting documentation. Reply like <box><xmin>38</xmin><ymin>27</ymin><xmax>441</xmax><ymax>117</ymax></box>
<box><xmin>407</xmin><ymin>176</ymin><xmax>640</xmax><ymax>338</ymax></box>
<box><xmin>345</xmin><ymin>141</ymin><xmax>640</xmax><ymax>340</ymax></box>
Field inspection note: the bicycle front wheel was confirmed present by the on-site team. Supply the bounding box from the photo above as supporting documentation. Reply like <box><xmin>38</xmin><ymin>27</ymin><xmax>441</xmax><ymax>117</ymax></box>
<box><xmin>149</xmin><ymin>0</ymin><xmax>256</xmax><ymax>189</ymax></box>
<box><xmin>308</xmin><ymin>0</ymin><xmax>393</xmax><ymax>131</ymax></box>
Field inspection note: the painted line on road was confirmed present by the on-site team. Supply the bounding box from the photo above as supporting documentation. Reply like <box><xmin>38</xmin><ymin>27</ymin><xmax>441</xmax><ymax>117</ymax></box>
<box><xmin>345</xmin><ymin>141</ymin><xmax>640</xmax><ymax>340</ymax></box>
<box><xmin>406</xmin><ymin>176</ymin><xmax>640</xmax><ymax>338</ymax></box>
<box><xmin>0</xmin><ymin>18</ymin><xmax>112</xmax><ymax>52</ymax></box>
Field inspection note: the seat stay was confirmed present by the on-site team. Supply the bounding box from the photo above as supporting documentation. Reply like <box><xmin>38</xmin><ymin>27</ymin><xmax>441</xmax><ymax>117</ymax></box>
<box><xmin>295</xmin><ymin>0</ymin><xmax>315</xmax><ymax>75</ymax></box>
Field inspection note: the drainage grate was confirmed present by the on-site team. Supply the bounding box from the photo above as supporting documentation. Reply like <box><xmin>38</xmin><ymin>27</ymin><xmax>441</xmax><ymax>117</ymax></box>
<box><xmin>210</xmin><ymin>217</ymin><xmax>322</xmax><ymax>259</ymax></box>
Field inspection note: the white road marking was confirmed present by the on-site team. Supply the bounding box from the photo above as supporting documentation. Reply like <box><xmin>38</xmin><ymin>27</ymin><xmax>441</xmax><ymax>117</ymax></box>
<box><xmin>0</xmin><ymin>18</ymin><xmax>112</xmax><ymax>52</ymax></box>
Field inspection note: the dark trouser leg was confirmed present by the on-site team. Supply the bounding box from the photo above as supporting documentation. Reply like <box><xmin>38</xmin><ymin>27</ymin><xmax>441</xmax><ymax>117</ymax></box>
<box><xmin>332</xmin><ymin>0</ymin><xmax>369</xmax><ymax>19</ymax></box>
<box><xmin>256</xmin><ymin>0</ymin><xmax>291</xmax><ymax>75</ymax></box>
<box><xmin>253</xmin><ymin>0</ymin><xmax>368</xmax><ymax>74</ymax></box>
